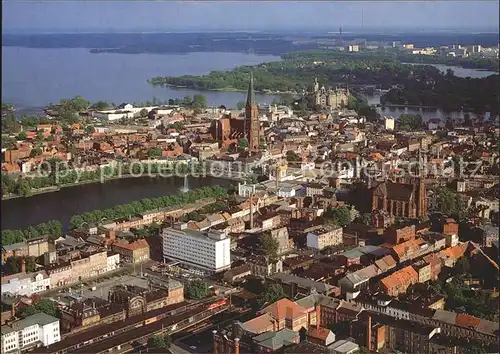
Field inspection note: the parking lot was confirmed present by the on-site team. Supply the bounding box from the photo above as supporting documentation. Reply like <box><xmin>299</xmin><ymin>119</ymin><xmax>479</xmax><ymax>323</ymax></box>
<box><xmin>51</xmin><ymin>274</ymin><xmax>150</xmax><ymax>302</ymax></box>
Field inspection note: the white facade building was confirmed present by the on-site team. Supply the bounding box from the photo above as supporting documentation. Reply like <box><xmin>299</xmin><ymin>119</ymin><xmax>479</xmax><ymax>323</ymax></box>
<box><xmin>1</xmin><ymin>313</ymin><xmax>60</xmax><ymax>353</ymax></box>
<box><xmin>107</xmin><ymin>252</ymin><xmax>121</xmax><ymax>272</ymax></box>
<box><xmin>1</xmin><ymin>272</ymin><xmax>50</xmax><ymax>297</ymax></box>
<box><xmin>306</xmin><ymin>227</ymin><xmax>343</xmax><ymax>250</ymax></box>
<box><xmin>1</xmin><ymin>276</ymin><xmax>32</xmax><ymax>297</ymax></box>
<box><xmin>162</xmin><ymin>225</ymin><xmax>231</xmax><ymax>273</ymax></box>
<box><xmin>31</xmin><ymin>272</ymin><xmax>51</xmax><ymax>294</ymax></box>
<box><xmin>384</xmin><ymin>116</ymin><xmax>395</xmax><ymax>131</ymax></box>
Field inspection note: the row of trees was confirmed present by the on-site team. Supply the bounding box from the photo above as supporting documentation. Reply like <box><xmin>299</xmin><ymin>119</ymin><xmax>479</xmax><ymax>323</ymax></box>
<box><xmin>17</xmin><ymin>299</ymin><xmax>59</xmax><ymax>319</ymax></box>
<box><xmin>147</xmin><ymin>334</ymin><xmax>172</xmax><ymax>349</ymax></box>
<box><xmin>424</xmin><ymin>258</ymin><xmax>499</xmax><ymax>322</ymax></box>
<box><xmin>178</xmin><ymin>200</ymin><xmax>229</xmax><ymax>223</ymax></box>
<box><xmin>68</xmin><ymin>186</ymin><xmax>227</xmax><ymax>230</ymax></box>
<box><xmin>2</xmin><ymin>186</ymin><xmax>226</xmax><ymax>246</ymax></box>
<box><xmin>134</xmin><ymin>94</ymin><xmax>208</xmax><ymax>109</ymax></box>
<box><xmin>429</xmin><ymin>187</ymin><xmax>468</xmax><ymax>221</ymax></box>
<box><xmin>5</xmin><ymin>256</ymin><xmax>38</xmax><ymax>273</ymax></box>
<box><xmin>324</xmin><ymin>205</ymin><xmax>357</xmax><ymax>227</ymax></box>
<box><xmin>185</xmin><ymin>279</ymin><xmax>211</xmax><ymax>300</ymax></box>
<box><xmin>2</xmin><ymin>220</ymin><xmax>64</xmax><ymax>246</ymax></box>
<box><xmin>399</xmin><ymin>114</ymin><xmax>424</xmax><ymax>131</ymax></box>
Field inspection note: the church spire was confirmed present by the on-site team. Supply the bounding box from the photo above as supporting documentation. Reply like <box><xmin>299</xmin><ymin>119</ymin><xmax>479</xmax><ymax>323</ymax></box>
<box><xmin>246</xmin><ymin>72</ymin><xmax>255</xmax><ymax>107</ymax></box>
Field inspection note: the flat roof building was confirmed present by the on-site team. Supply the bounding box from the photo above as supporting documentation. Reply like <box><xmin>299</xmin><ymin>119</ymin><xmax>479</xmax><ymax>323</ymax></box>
<box><xmin>162</xmin><ymin>223</ymin><xmax>231</xmax><ymax>273</ymax></box>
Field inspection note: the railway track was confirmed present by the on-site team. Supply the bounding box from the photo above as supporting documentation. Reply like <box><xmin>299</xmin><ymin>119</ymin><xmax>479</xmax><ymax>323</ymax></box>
<box><xmin>33</xmin><ymin>297</ymin><xmax>227</xmax><ymax>354</ymax></box>
<box><xmin>75</xmin><ymin>303</ymin><xmax>230</xmax><ymax>354</ymax></box>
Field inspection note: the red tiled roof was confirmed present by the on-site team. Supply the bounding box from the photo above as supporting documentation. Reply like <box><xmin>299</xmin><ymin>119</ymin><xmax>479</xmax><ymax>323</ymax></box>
<box><xmin>307</xmin><ymin>326</ymin><xmax>331</xmax><ymax>341</ymax></box>
<box><xmin>440</xmin><ymin>243</ymin><xmax>467</xmax><ymax>260</ymax></box>
<box><xmin>112</xmin><ymin>239</ymin><xmax>149</xmax><ymax>251</ymax></box>
<box><xmin>380</xmin><ymin>265</ymin><xmax>418</xmax><ymax>290</ymax></box>
<box><xmin>455</xmin><ymin>313</ymin><xmax>481</xmax><ymax>328</ymax></box>
<box><xmin>261</xmin><ymin>298</ymin><xmax>306</xmax><ymax>321</ymax></box>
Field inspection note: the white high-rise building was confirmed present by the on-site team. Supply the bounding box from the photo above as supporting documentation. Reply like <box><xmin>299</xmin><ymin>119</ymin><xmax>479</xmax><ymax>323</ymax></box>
<box><xmin>1</xmin><ymin>313</ymin><xmax>60</xmax><ymax>353</ymax></box>
<box><xmin>162</xmin><ymin>224</ymin><xmax>231</xmax><ymax>273</ymax></box>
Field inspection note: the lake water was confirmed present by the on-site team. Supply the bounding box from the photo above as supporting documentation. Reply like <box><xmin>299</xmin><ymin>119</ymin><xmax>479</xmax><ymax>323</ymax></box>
<box><xmin>364</xmin><ymin>94</ymin><xmax>498</xmax><ymax>121</ymax></box>
<box><xmin>1</xmin><ymin>176</ymin><xmax>231</xmax><ymax>231</ymax></box>
<box><xmin>3</xmin><ymin>46</ymin><xmax>497</xmax><ymax>119</ymax></box>
<box><xmin>402</xmin><ymin>62</ymin><xmax>498</xmax><ymax>78</ymax></box>
<box><xmin>1</xmin><ymin>47</ymin><xmax>280</xmax><ymax>110</ymax></box>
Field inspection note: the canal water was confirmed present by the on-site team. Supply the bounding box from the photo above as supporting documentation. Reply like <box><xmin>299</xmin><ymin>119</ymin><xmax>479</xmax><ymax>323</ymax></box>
<box><xmin>1</xmin><ymin>176</ymin><xmax>230</xmax><ymax>231</ymax></box>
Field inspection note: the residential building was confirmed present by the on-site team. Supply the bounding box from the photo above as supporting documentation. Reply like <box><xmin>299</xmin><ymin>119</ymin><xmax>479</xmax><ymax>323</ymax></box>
<box><xmin>351</xmin><ymin>311</ymin><xmax>441</xmax><ymax>354</ymax></box>
<box><xmin>270</xmin><ymin>227</ymin><xmax>294</xmax><ymax>255</ymax></box>
<box><xmin>112</xmin><ymin>239</ymin><xmax>150</xmax><ymax>264</ymax></box>
<box><xmin>1</xmin><ymin>271</ymin><xmax>50</xmax><ymax>297</ymax></box>
<box><xmin>384</xmin><ymin>225</ymin><xmax>415</xmax><ymax>245</ymax></box>
<box><xmin>268</xmin><ymin>273</ymin><xmax>339</xmax><ymax>298</ymax></box>
<box><xmin>223</xmin><ymin>264</ymin><xmax>252</xmax><ymax>283</ymax></box>
<box><xmin>2</xmin><ymin>237</ymin><xmax>49</xmax><ymax>262</ymax></box>
<box><xmin>106</xmin><ymin>252</ymin><xmax>120</xmax><ymax>272</ymax></box>
<box><xmin>379</xmin><ymin>265</ymin><xmax>418</xmax><ymax>297</ymax></box>
<box><xmin>247</xmin><ymin>255</ymin><xmax>283</xmax><ymax>277</ymax></box>
<box><xmin>306</xmin><ymin>226</ymin><xmax>343</xmax><ymax>250</ymax></box>
<box><xmin>423</xmin><ymin>254</ymin><xmax>442</xmax><ymax>280</ymax></box>
<box><xmin>162</xmin><ymin>224</ymin><xmax>231</xmax><ymax>273</ymax></box>
<box><xmin>328</xmin><ymin>339</ymin><xmax>359</xmax><ymax>354</ymax></box>
<box><xmin>1</xmin><ymin>313</ymin><xmax>60</xmax><ymax>352</ymax></box>
<box><xmin>338</xmin><ymin>265</ymin><xmax>380</xmax><ymax>299</ymax></box>
<box><xmin>306</xmin><ymin>183</ymin><xmax>324</xmax><ymax>197</ymax></box>
<box><xmin>384</xmin><ymin>116</ymin><xmax>395</xmax><ymax>131</ymax></box>
<box><xmin>413</xmin><ymin>260</ymin><xmax>432</xmax><ymax>283</ymax></box>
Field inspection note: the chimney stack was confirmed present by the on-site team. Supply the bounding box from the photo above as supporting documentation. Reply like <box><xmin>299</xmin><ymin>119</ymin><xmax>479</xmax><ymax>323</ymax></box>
<box><xmin>249</xmin><ymin>194</ymin><xmax>254</xmax><ymax>229</ymax></box>
<box><xmin>315</xmin><ymin>303</ymin><xmax>321</xmax><ymax>329</ymax></box>
<box><xmin>11</xmin><ymin>301</ymin><xmax>18</xmax><ymax>319</ymax></box>
<box><xmin>234</xmin><ymin>337</ymin><xmax>240</xmax><ymax>354</ymax></box>
<box><xmin>275</xmin><ymin>166</ymin><xmax>280</xmax><ymax>191</ymax></box>
<box><xmin>366</xmin><ymin>314</ymin><xmax>372</xmax><ymax>352</ymax></box>
<box><xmin>21</xmin><ymin>258</ymin><xmax>26</xmax><ymax>273</ymax></box>
<box><xmin>212</xmin><ymin>330</ymin><xmax>218</xmax><ymax>354</ymax></box>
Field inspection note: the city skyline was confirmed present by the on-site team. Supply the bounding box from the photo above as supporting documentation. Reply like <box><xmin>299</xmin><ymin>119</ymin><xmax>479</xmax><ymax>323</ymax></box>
<box><xmin>3</xmin><ymin>1</ymin><xmax>499</xmax><ymax>33</ymax></box>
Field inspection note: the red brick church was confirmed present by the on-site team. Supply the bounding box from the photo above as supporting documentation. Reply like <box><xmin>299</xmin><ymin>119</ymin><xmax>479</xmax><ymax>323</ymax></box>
<box><xmin>211</xmin><ymin>74</ymin><xmax>262</xmax><ymax>151</ymax></box>
<box><xmin>371</xmin><ymin>178</ymin><xmax>427</xmax><ymax>218</ymax></box>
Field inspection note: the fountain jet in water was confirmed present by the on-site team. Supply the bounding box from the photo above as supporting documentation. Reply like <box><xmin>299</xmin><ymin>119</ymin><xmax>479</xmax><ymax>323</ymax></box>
<box><xmin>179</xmin><ymin>175</ymin><xmax>189</xmax><ymax>193</ymax></box>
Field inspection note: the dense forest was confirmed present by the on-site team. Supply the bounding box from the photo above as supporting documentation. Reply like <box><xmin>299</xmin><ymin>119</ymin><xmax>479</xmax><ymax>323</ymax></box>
<box><xmin>150</xmin><ymin>50</ymin><xmax>499</xmax><ymax>113</ymax></box>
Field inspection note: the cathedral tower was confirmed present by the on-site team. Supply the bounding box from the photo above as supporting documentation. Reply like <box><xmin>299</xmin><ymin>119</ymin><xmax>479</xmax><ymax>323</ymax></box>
<box><xmin>245</xmin><ymin>73</ymin><xmax>260</xmax><ymax>152</ymax></box>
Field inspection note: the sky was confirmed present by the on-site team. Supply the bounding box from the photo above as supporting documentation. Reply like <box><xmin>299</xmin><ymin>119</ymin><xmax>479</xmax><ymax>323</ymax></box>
<box><xmin>2</xmin><ymin>1</ymin><xmax>499</xmax><ymax>33</ymax></box>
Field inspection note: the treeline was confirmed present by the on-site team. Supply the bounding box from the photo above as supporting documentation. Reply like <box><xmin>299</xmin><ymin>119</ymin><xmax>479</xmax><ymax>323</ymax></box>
<box><xmin>2</xmin><ymin>220</ymin><xmax>64</xmax><ymax>246</ymax></box>
<box><xmin>133</xmin><ymin>94</ymin><xmax>207</xmax><ymax>108</ymax></box>
<box><xmin>68</xmin><ymin>186</ymin><xmax>227</xmax><ymax>230</ymax></box>
<box><xmin>282</xmin><ymin>50</ymin><xmax>499</xmax><ymax>72</ymax></box>
<box><xmin>149</xmin><ymin>55</ymin><xmax>431</xmax><ymax>93</ymax></box>
<box><xmin>381</xmin><ymin>71</ymin><xmax>499</xmax><ymax>113</ymax></box>
<box><xmin>149</xmin><ymin>50</ymin><xmax>499</xmax><ymax>114</ymax></box>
